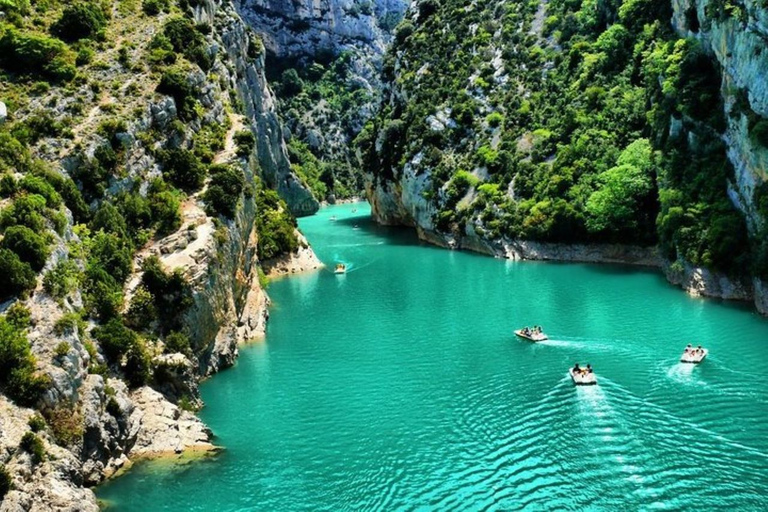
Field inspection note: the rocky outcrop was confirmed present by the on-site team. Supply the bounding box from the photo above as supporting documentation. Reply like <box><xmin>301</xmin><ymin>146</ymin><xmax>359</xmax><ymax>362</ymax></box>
<box><xmin>262</xmin><ymin>231</ymin><xmax>324</xmax><ymax>277</ymax></box>
<box><xmin>211</xmin><ymin>1</ymin><xmax>319</xmax><ymax>216</ymax></box>
<box><xmin>234</xmin><ymin>0</ymin><xmax>406</xmax><ymax>58</ymax></box>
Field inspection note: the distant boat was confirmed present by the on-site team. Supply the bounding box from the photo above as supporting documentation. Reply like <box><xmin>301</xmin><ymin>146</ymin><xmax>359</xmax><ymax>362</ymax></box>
<box><xmin>334</xmin><ymin>263</ymin><xmax>347</xmax><ymax>274</ymax></box>
<box><xmin>351</xmin><ymin>208</ymin><xmax>358</xmax><ymax>213</ymax></box>
<box><xmin>330</xmin><ymin>216</ymin><xmax>337</xmax><ymax>221</ymax></box>
<box><xmin>570</xmin><ymin>365</ymin><xmax>597</xmax><ymax>385</ymax></box>
<box><xmin>514</xmin><ymin>327</ymin><xmax>548</xmax><ymax>342</ymax></box>
<box><xmin>680</xmin><ymin>345</ymin><xmax>708</xmax><ymax>364</ymax></box>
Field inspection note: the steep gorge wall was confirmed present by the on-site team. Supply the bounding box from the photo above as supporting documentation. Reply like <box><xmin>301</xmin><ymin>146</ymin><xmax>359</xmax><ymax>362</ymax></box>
<box><xmin>365</xmin><ymin>0</ymin><xmax>768</xmax><ymax>314</ymax></box>
<box><xmin>0</xmin><ymin>1</ymin><xmax>318</xmax><ymax>510</ymax></box>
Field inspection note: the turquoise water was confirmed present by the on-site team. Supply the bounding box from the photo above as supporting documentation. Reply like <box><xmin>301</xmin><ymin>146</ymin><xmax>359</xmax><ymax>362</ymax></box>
<box><xmin>98</xmin><ymin>202</ymin><xmax>768</xmax><ymax>510</ymax></box>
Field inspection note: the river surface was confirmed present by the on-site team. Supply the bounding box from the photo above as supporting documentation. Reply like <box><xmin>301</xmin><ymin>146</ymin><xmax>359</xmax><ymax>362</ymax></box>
<box><xmin>98</xmin><ymin>202</ymin><xmax>768</xmax><ymax>510</ymax></box>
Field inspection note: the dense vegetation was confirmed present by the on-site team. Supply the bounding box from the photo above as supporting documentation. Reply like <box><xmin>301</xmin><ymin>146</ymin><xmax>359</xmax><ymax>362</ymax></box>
<box><xmin>269</xmin><ymin>51</ymin><xmax>377</xmax><ymax>200</ymax></box>
<box><xmin>360</xmin><ymin>0</ymin><xmax>766</xmax><ymax>279</ymax></box>
<box><xmin>0</xmin><ymin>0</ymin><xmax>302</xmax><ymax>417</ymax></box>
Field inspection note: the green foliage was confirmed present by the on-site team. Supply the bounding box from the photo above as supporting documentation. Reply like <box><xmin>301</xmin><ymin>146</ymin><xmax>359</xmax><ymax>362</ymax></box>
<box><xmin>28</xmin><ymin>413</ymin><xmax>46</xmax><ymax>432</ymax></box>
<box><xmin>0</xmin><ymin>315</ymin><xmax>49</xmax><ymax>406</ymax></box>
<box><xmin>138</xmin><ymin>256</ymin><xmax>193</xmax><ymax>334</ymax></box>
<box><xmin>20</xmin><ymin>432</ymin><xmax>45</xmax><ymax>464</ymax></box>
<box><xmin>255</xmin><ymin>187</ymin><xmax>298</xmax><ymax>260</ymax></box>
<box><xmin>93</xmin><ymin>318</ymin><xmax>137</xmax><ymax>361</ymax></box>
<box><xmin>157</xmin><ymin>66</ymin><xmax>196</xmax><ymax>120</ymax></box>
<box><xmin>203</xmin><ymin>164</ymin><xmax>245</xmax><ymax>218</ymax></box>
<box><xmin>233</xmin><ymin>130</ymin><xmax>255</xmax><ymax>157</ymax></box>
<box><xmin>147</xmin><ymin>179</ymin><xmax>182</xmax><ymax>236</ymax></box>
<box><xmin>44</xmin><ymin>259</ymin><xmax>80</xmax><ymax>299</ymax></box>
<box><xmin>43</xmin><ymin>407</ymin><xmax>83</xmax><ymax>447</ymax></box>
<box><xmin>0</xmin><ymin>29</ymin><xmax>76</xmax><ymax>82</ymax></box>
<box><xmin>0</xmin><ymin>249</ymin><xmax>37</xmax><ymax>300</ymax></box>
<box><xmin>279</xmin><ymin>69</ymin><xmax>303</xmax><ymax>97</ymax></box>
<box><xmin>51</xmin><ymin>3</ymin><xmax>108</xmax><ymax>42</ymax></box>
<box><xmin>164</xmin><ymin>331</ymin><xmax>190</xmax><ymax>354</ymax></box>
<box><xmin>286</xmin><ymin>140</ymin><xmax>327</xmax><ymax>200</ymax></box>
<box><xmin>54</xmin><ymin>341</ymin><xmax>71</xmax><ymax>358</ymax></box>
<box><xmin>158</xmin><ymin>147</ymin><xmax>205</xmax><ymax>192</ymax></box>
<box><xmin>162</xmin><ymin>16</ymin><xmax>211</xmax><ymax>70</ymax></box>
<box><xmin>142</xmin><ymin>0</ymin><xmax>169</xmax><ymax>15</ymax></box>
<box><xmin>0</xmin><ymin>225</ymin><xmax>50</xmax><ymax>271</ymax></box>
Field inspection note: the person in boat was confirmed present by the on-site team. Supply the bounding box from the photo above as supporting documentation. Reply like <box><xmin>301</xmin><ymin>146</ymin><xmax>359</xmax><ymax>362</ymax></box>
<box><xmin>523</xmin><ymin>327</ymin><xmax>530</xmax><ymax>336</ymax></box>
<box><xmin>697</xmin><ymin>345</ymin><xmax>702</xmax><ymax>353</ymax></box>
<box><xmin>573</xmin><ymin>363</ymin><xmax>581</xmax><ymax>373</ymax></box>
<box><xmin>685</xmin><ymin>343</ymin><xmax>692</xmax><ymax>353</ymax></box>
<box><xmin>586</xmin><ymin>364</ymin><xmax>592</xmax><ymax>373</ymax></box>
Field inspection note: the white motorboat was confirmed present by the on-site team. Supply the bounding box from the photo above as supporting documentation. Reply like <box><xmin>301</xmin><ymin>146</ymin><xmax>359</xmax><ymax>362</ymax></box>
<box><xmin>570</xmin><ymin>367</ymin><xmax>597</xmax><ymax>385</ymax></box>
<box><xmin>514</xmin><ymin>328</ymin><xmax>548</xmax><ymax>342</ymax></box>
<box><xmin>680</xmin><ymin>347</ymin><xmax>708</xmax><ymax>364</ymax></box>
<box><xmin>334</xmin><ymin>263</ymin><xmax>347</xmax><ymax>274</ymax></box>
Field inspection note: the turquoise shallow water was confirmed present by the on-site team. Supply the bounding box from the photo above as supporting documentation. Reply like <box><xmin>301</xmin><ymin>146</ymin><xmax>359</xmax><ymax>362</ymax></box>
<box><xmin>98</xmin><ymin>202</ymin><xmax>768</xmax><ymax>510</ymax></box>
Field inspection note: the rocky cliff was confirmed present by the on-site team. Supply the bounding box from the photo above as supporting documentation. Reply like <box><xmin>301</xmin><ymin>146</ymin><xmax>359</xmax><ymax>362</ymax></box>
<box><xmin>363</xmin><ymin>0</ymin><xmax>768</xmax><ymax>314</ymax></box>
<box><xmin>0</xmin><ymin>1</ymin><xmax>320</xmax><ymax>509</ymax></box>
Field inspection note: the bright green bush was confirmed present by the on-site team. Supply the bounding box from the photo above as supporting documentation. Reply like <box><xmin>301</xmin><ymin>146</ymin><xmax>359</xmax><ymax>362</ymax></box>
<box><xmin>0</xmin><ymin>225</ymin><xmax>50</xmax><ymax>271</ymax></box>
<box><xmin>157</xmin><ymin>66</ymin><xmax>196</xmax><ymax>119</ymax></box>
<box><xmin>0</xmin><ymin>249</ymin><xmax>36</xmax><ymax>300</ymax></box>
<box><xmin>139</xmin><ymin>256</ymin><xmax>193</xmax><ymax>334</ymax></box>
<box><xmin>0</xmin><ymin>29</ymin><xmax>76</xmax><ymax>82</ymax></box>
<box><xmin>43</xmin><ymin>259</ymin><xmax>80</xmax><ymax>299</ymax></box>
<box><xmin>0</xmin><ymin>316</ymin><xmax>48</xmax><ymax>406</ymax></box>
<box><xmin>93</xmin><ymin>318</ymin><xmax>138</xmax><ymax>362</ymax></box>
<box><xmin>255</xmin><ymin>188</ymin><xmax>298</xmax><ymax>260</ymax></box>
<box><xmin>234</xmin><ymin>130</ymin><xmax>255</xmax><ymax>156</ymax></box>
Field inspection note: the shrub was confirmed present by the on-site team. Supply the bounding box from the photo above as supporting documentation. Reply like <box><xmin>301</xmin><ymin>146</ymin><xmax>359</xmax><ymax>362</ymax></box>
<box><xmin>54</xmin><ymin>312</ymin><xmax>85</xmax><ymax>336</ymax></box>
<box><xmin>203</xmin><ymin>165</ymin><xmax>244</xmax><ymax>218</ymax></box>
<box><xmin>143</xmin><ymin>0</ymin><xmax>169</xmax><ymax>15</ymax></box>
<box><xmin>158</xmin><ymin>148</ymin><xmax>205</xmax><ymax>192</ymax></box>
<box><xmin>234</xmin><ymin>130</ymin><xmax>255</xmax><ymax>156</ymax></box>
<box><xmin>19</xmin><ymin>175</ymin><xmax>62</xmax><ymax>208</ymax></box>
<box><xmin>54</xmin><ymin>342</ymin><xmax>71</xmax><ymax>358</ymax></box>
<box><xmin>280</xmin><ymin>69</ymin><xmax>303</xmax><ymax>97</ymax></box>
<box><xmin>88</xmin><ymin>232</ymin><xmax>133</xmax><ymax>284</ymax></box>
<box><xmin>0</xmin><ymin>249</ymin><xmax>37</xmax><ymax>301</ymax></box>
<box><xmin>124</xmin><ymin>341</ymin><xmax>151</xmax><ymax>388</ymax></box>
<box><xmin>92</xmin><ymin>202</ymin><xmax>129</xmax><ymax>238</ymax></box>
<box><xmin>43</xmin><ymin>259</ymin><xmax>80</xmax><ymax>299</ymax></box>
<box><xmin>164</xmin><ymin>331</ymin><xmax>190</xmax><ymax>354</ymax></box>
<box><xmin>43</xmin><ymin>407</ymin><xmax>83</xmax><ymax>447</ymax></box>
<box><xmin>28</xmin><ymin>414</ymin><xmax>46</xmax><ymax>432</ymax></box>
<box><xmin>93</xmin><ymin>318</ymin><xmax>138</xmax><ymax>362</ymax></box>
<box><xmin>125</xmin><ymin>285</ymin><xmax>156</xmax><ymax>331</ymax></box>
<box><xmin>157</xmin><ymin>67</ymin><xmax>196</xmax><ymax>120</ymax></box>
<box><xmin>255</xmin><ymin>189</ymin><xmax>298</xmax><ymax>260</ymax></box>
<box><xmin>20</xmin><ymin>432</ymin><xmax>45</xmax><ymax>464</ymax></box>
<box><xmin>0</xmin><ymin>29</ymin><xmax>76</xmax><ymax>82</ymax></box>
<box><xmin>51</xmin><ymin>3</ymin><xmax>108</xmax><ymax>42</ymax></box>
<box><xmin>1</xmin><ymin>194</ymin><xmax>48</xmax><ymax>232</ymax></box>
<box><xmin>147</xmin><ymin>33</ymin><xmax>177</xmax><ymax>66</ymax></box>
<box><xmin>0</xmin><ymin>225</ymin><xmax>50</xmax><ymax>271</ymax></box>
<box><xmin>486</xmin><ymin>112</ymin><xmax>504</xmax><ymax>128</ymax></box>
<box><xmin>6</xmin><ymin>303</ymin><xmax>30</xmax><ymax>331</ymax></box>
<box><xmin>106</xmin><ymin>396</ymin><xmax>121</xmax><ymax>416</ymax></box>
<box><xmin>163</xmin><ymin>16</ymin><xmax>210</xmax><ymax>70</ymax></box>
<box><xmin>148</xmin><ymin>179</ymin><xmax>182</xmax><ymax>236</ymax></box>
<box><xmin>139</xmin><ymin>256</ymin><xmax>193</xmax><ymax>334</ymax></box>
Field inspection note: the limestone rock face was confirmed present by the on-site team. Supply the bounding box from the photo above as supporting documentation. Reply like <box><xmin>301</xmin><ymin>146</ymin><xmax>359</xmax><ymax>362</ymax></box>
<box><xmin>235</xmin><ymin>0</ymin><xmax>407</xmax><ymax>58</ymax></box>
<box><xmin>212</xmin><ymin>1</ymin><xmax>320</xmax><ymax>216</ymax></box>
<box><xmin>128</xmin><ymin>387</ymin><xmax>214</xmax><ymax>456</ymax></box>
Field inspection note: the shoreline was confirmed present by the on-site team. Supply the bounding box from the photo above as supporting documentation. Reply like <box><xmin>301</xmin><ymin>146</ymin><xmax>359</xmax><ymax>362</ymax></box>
<box><xmin>405</xmin><ymin>222</ymin><xmax>767</xmax><ymax>315</ymax></box>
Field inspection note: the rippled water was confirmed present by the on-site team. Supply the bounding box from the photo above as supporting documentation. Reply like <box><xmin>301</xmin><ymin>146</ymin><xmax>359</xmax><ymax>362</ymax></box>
<box><xmin>98</xmin><ymin>202</ymin><xmax>768</xmax><ymax>510</ymax></box>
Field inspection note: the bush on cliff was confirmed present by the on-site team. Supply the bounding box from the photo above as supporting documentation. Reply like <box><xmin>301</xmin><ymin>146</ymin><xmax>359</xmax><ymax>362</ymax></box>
<box><xmin>0</xmin><ymin>316</ymin><xmax>49</xmax><ymax>406</ymax></box>
<box><xmin>0</xmin><ymin>29</ymin><xmax>76</xmax><ymax>82</ymax></box>
<box><xmin>139</xmin><ymin>256</ymin><xmax>193</xmax><ymax>334</ymax></box>
<box><xmin>51</xmin><ymin>3</ymin><xmax>108</xmax><ymax>42</ymax></box>
<box><xmin>203</xmin><ymin>164</ymin><xmax>245</xmax><ymax>218</ymax></box>
<box><xmin>158</xmin><ymin>148</ymin><xmax>206</xmax><ymax>192</ymax></box>
<box><xmin>20</xmin><ymin>432</ymin><xmax>45</xmax><ymax>464</ymax></box>
<box><xmin>0</xmin><ymin>249</ymin><xmax>37</xmax><ymax>301</ymax></box>
<box><xmin>255</xmin><ymin>188</ymin><xmax>298</xmax><ymax>260</ymax></box>
<box><xmin>0</xmin><ymin>225</ymin><xmax>50</xmax><ymax>271</ymax></box>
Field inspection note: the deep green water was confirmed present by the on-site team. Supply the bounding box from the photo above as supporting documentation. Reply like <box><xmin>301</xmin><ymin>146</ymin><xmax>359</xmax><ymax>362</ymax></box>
<box><xmin>98</xmin><ymin>202</ymin><xmax>768</xmax><ymax>510</ymax></box>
